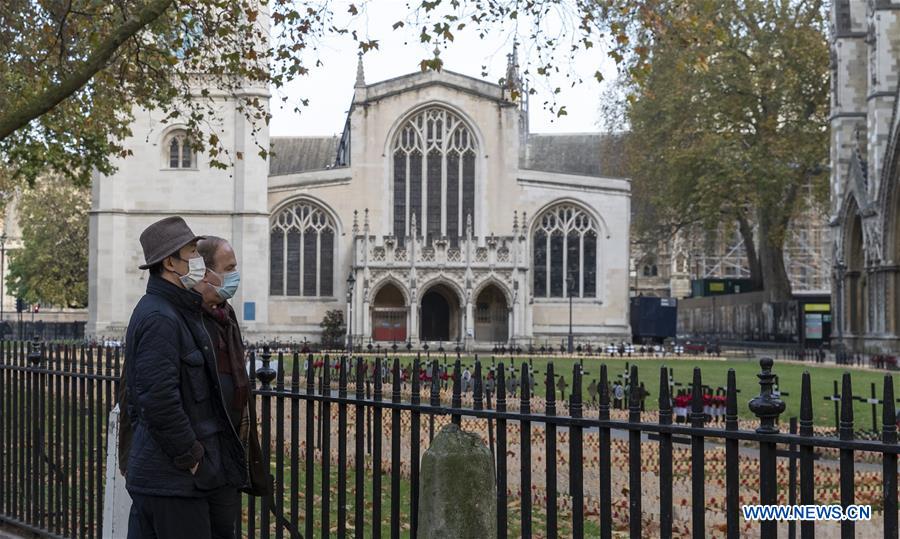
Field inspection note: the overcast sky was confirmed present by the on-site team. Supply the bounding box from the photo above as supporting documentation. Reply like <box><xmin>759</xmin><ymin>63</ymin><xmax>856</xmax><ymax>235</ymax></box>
<box><xmin>269</xmin><ymin>1</ymin><xmax>619</xmax><ymax>137</ymax></box>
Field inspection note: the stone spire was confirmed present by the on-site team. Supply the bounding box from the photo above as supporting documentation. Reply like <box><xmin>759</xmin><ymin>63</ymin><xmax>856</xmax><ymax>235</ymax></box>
<box><xmin>355</xmin><ymin>51</ymin><xmax>365</xmax><ymax>88</ymax></box>
<box><xmin>505</xmin><ymin>41</ymin><xmax>522</xmax><ymax>93</ymax></box>
<box><xmin>411</xmin><ymin>212</ymin><xmax>418</xmax><ymax>238</ymax></box>
<box><xmin>363</xmin><ymin>208</ymin><xmax>370</xmax><ymax>234</ymax></box>
<box><xmin>512</xmin><ymin>210</ymin><xmax>519</xmax><ymax>235</ymax></box>
<box><xmin>352</xmin><ymin>209</ymin><xmax>359</xmax><ymax>235</ymax></box>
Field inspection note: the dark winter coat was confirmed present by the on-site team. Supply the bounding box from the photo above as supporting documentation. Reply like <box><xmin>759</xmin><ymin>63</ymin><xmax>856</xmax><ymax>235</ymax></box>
<box><xmin>123</xmin><ymin>274</ymin><xmax>247</xmax><ymax>497</ymax></box>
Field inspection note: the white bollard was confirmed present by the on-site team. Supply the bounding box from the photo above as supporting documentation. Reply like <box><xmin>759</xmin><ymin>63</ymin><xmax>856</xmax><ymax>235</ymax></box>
<box><xmin>102</xmin><ymin>404</ymin><xmax>132</xmax><ymax>539</ymax></box>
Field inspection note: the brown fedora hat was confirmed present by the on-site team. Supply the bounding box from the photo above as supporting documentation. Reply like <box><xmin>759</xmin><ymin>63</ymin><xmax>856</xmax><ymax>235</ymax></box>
<box><xmin>138</xmin><ymin>217</ymin><xmax>205</xmax><ymax>269</ymax></box>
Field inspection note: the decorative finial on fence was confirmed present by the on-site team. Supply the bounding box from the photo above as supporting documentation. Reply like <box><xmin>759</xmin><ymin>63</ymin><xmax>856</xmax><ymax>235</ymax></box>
<box><xmin>839</xmin><ymin>372</ymin><xmax>854</xmax><ymax>440</ymax></box>
<box><xmin>27</xmin><ymin>335</ymin><xmax>43</xmax><ymax>365</ymax></box>
<box><xmin>690</xmin><ymin>367</ymin><xmax>704</xmax><ymax>427</ymax></box>
<box><xmin>658</xmin><ymin>367</ymin><xmax>671</xmax><ymax>424</ymax></box>
<box><xmin>883</xmin><ymin>374</ymin><xmax>897</xmax><ymax>444</ymax></box>
<box><xmin>749</xmin><ymin>357</ymin><xmax>785</xmax><ymax>434</ymax></box>
<box><xmin>256</xmin><ymin>345</ymin><xmax>276</xmax><ymax>388</ymax></box>
<box><xmin>799</xmin><ymin>371</ymin><xmax>814</xmax><ymax>437</ymax></box>
<box><xmin>726</xmin><ymin>369</ymin><xmax>738</xmax><ymax>430</ymax></box>
<box><xmin>570</xmin><ymin>363</ymin><xmax>583</xmax><ymax>418</ymax></box>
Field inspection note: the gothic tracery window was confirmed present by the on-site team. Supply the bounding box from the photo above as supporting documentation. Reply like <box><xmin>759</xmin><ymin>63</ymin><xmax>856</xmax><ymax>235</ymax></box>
<box><xmin>532</xmin><ymin>204</ymin><xmax>598</xmax><ymax>298</ymax></box>
<box><xmin>270</xmin><ymin>200</ymin><xmax>336</xmax><ymax>297</ymax></box>
<box><xmin>391</xmin><ymin>107</ymin><xmax>476</xmax><ymax>245</ymax></box>
<box><xmin>164</xmin><ymin>130</ymin><xmax>194</xmax><ymax>169</ymax></box>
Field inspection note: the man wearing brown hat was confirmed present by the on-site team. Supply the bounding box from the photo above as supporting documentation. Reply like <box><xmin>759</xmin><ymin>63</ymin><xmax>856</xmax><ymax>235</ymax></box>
<box><xmin>123</xmin><ymin>217</ymin><xmax>247</xmax><ymax>539</ymax></box>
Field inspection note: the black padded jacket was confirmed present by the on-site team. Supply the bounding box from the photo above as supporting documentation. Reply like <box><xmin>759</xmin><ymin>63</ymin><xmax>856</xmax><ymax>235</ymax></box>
<box><xmin>123</xmin><ymin>275</ymin><xmax>247</xmax><ymax>497</ymax></box>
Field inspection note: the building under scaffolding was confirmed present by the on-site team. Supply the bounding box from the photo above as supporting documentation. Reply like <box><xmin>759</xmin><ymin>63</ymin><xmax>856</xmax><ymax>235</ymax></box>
<box><xmin>631</xmin><ymin>195</ymin><xmax>831</xmax><ymax>297</ymax></box>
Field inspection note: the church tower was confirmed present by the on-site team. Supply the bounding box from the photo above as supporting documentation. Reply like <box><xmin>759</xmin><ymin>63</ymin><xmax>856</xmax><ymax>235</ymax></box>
<box><xmin>87</xmin><ymin>8</ymin><xmax>271</xmax><ymax>337</ymax></box>
<box><xmin>830</xmin><ymin>0</ymin><xmax>900</xmax><ymax>351</ymax></box>
<box><xmin>830</xmin><ymin>0</ymin><xmax>868</xmax><ymax>211</ymax></box>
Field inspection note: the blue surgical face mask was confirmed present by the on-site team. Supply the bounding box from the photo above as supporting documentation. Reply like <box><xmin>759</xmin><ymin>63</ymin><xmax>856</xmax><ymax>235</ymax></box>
<box><xmin>215</xmin><ymin>270</ymin><xmax>240</xmax><ymax>300</ymax></box>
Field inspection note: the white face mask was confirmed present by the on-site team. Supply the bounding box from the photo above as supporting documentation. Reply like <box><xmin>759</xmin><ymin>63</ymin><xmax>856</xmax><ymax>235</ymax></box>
<box><xmin>174</xmin><ymin>256</ymin><xmax>206</xmax><ymax>290</ymax></box>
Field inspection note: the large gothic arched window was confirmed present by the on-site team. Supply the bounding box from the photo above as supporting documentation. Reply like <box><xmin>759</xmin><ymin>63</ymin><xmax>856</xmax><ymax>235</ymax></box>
<box><xmin>391</xmin><ymin>107</ymin><xmax>476</xmax><ymax>244</ymax></box>
<box><xmin>270</xmin><ymin>200</ymin><xmax>336</xmax><ymax>297</ymax></box>
<box><xmin>532</xmin><ymin>204</ymin><xmax>598</xmax><ymax>298</ymax></box>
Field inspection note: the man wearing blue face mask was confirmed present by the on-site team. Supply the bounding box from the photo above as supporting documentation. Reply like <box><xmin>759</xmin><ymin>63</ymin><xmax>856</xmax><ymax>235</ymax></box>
<box><xmin>196</xmin><ymin>237</ymin><xmax>272</xmax><ymax>511</ymax></box>
<box><xmin>196</xmin><ymin>237</ymin><xmax>245</xmax><ymax>428</ymax></box>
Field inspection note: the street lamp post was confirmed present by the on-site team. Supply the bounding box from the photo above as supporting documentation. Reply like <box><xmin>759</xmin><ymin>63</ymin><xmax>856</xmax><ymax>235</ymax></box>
<box><xmin>510</xmin><ymin>284</ymin><xmax>518</xmax><ymax>351</ymax></box>
<box><xmin>567</xmin><ymin>270</ymin><xmax>576</xmax><ymax>354</ymax></box>
<box><xmin>346</xmin><ymin>270</ymin><xmax>356</xmax><ymax>355</ymax></box>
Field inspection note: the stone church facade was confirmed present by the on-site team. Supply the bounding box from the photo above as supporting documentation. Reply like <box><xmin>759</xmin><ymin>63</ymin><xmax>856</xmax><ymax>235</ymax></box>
<box><xmin>88</xmin><ymin>55</ymin><xmax>631</xmax><ymax>350</ymax></box>
<box><xmin>830</xmin><ymin>0</ymin><xmax>900</xmax><ymax>352</ymax></box>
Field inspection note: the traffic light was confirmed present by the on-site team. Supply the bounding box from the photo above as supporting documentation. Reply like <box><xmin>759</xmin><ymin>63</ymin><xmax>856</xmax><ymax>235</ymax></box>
<box><xmin>15</xmin><ymin>298</ymin><xmax>24</xmax><ymax>313</ymax></box>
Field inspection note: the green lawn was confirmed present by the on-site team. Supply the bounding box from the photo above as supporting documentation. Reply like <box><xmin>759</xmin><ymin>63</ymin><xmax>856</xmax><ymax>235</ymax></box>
<box><xmin>279</xmin><ymin>354</ymin><xmax>897</xmax><ymax>430</ymax></box>
<box><xmin>505</xmin><ymin>355</ymin><xmax>894</xmax><ymax>429</ymax></box>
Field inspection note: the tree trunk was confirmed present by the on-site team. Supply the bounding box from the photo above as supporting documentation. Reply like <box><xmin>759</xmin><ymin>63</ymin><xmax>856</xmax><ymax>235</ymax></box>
<box><xmin>756</xmin><ymin>214</ymin><xmax>793</xmax><ymax>302</ymax></box>
<box><xmin>736</xmin><ymin>213</ymin><xmax>763</xmax><ymax>291</ymax></box>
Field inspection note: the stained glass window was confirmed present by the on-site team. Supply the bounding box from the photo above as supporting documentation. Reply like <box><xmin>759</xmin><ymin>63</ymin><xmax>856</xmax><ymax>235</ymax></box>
<box><xmin>533</xmin><ymin>230</ymin><xmax>547</xmax><ymax>297</ymax></box>
<box><xmin>583</xmin><ymin>231</ymin><xmax>597</xmax><ymax>296</ymax></box>
<box><xmin>269</xmin><ymin>229</ymin><xmax>284</xmax><ymax>295</ymax></box>
<box><xmin>447</xmin><ymin>153</ymin><xmax>459</xmax><ymax>244</ymax></box>
<box><xmin>169</xmin><ymin>138</ymin><xmax>180</xmax><ymax>168</ymax></box>
<box><xmin>532</xmin><ymin>204</ymin><xmax>599</xmax><ymax>299</ymax></box>
<box><xmin>426</xmin><ymin>149</ymin><xmax>442</xmax><ymax>239</ymax></box>
<box><xmin>165</xmin><ymin>131</ymin><xmax>195</xmax><ymax>169</ymax></box>
<box><xmin>270</xmin><ymin>201</ymin><xmax>337</xmax><ymax>297</ymax></box>
<box><xmin>550</xmin><ymin>232</ymin><xmax>564</xmax><ymax>297</ymax></box>
<box><xmin>302</xmin><ymin>232</ymin><xmax>317</xmax><ymax>296</ymax></box>
<box><xmin>393</xmin><ymin>153</ymin><xmax>406</xmax><ymax>240</ymax></box>
<box><xmin>390</xmin><ymin>107</ymin><xmax>477</xmax><ymax>241</ymax></box>
<box><xmin>320</xmin><ymin>230</ymin><xmax>334</xmax><ymax>296</ymax></box>
<box><xmin>286</xmin><ymin>230</ymin><xmax>301</xmax><ymax>296</ymax></box>
<box><xmin>566</xmin><ymin>231</ymin><xmax>581</xmax><ymax>296</ymax></box>
<box><xmin>181</xmin><ymin>143</ymin><xmax>192</xmax><ymax>169</ymax></box>
<box><xmin>409</xmin><ymin>152</ymin><xmax>422</xmax><ymax>231</ymax></box>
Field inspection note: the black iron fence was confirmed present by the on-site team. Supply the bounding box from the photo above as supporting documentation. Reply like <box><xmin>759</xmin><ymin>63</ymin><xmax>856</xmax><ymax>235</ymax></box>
<box><xmin>2</xmin><ymin>341</ymin><xmax>900</xmax><ymax>538</ymax></box>
<box><xmin>0</xmin><ymin>340</ymin><xmax>120</xmax><ymax>538</ymax></box>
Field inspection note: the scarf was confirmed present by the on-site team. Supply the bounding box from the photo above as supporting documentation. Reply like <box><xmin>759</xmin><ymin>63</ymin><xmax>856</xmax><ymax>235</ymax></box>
<box><xmin>205</xmin><ymin>301</ymin><xmax>249</xmax><ymax>412</ymax></box>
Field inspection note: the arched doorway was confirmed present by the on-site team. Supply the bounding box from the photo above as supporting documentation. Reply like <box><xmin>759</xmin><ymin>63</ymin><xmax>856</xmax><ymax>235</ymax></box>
<box><xmin>419</xmin><ymin>284</ymin><xmax>460</xmax><ymax>342</ymax></box>
<box><xmin>846</xmin><ymin>212</ymin><xmax>865</xmax><ymax>336</ymax></box>
<box><xmin>475</xmin><ymin>284</ymin><xmax>509</xmax><ymax>342</ymax></box>
<box><xmin>372</xmin><ymin>283</ymin><xmax>407</xmax><ymax>342</ymax></box>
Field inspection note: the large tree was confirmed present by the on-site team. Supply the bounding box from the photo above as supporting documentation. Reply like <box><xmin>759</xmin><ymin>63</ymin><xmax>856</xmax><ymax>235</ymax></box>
<box><xmin>0</xmin><ymin>0</ymin><xmax>620</xmax><ymax>186</ymax></box>
<box><xmin>6</xmin><ymin>178</ymin><xmax>90</xmax><ymax>308</ymax></box>
<box><xmin>618</xmin><ymin>0</ymin><xmax>830</xmax><ymax>300</ymax></box>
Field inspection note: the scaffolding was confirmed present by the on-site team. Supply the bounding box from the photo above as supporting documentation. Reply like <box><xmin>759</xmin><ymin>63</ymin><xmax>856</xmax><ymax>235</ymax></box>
<box><xmin>684</xmin><ymin>193</ymin><xmax>831</xmax><ymax>292</ymax></box>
